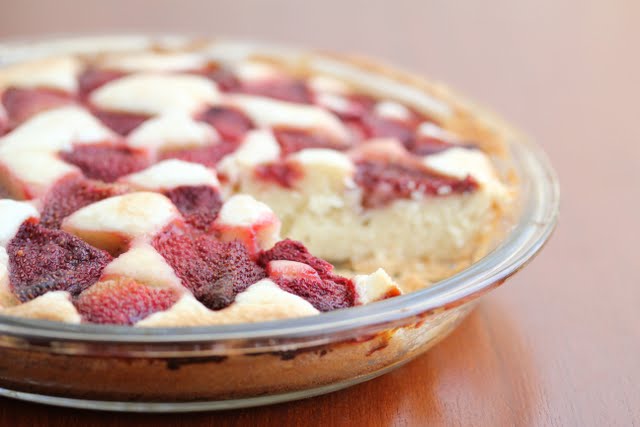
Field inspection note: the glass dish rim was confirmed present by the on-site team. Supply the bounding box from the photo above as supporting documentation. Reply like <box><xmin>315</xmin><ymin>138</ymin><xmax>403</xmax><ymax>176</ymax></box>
<box><xmin>0</xmin><ymin>35</ymin><xmax>560</xmax><ymax>344</ymax></box>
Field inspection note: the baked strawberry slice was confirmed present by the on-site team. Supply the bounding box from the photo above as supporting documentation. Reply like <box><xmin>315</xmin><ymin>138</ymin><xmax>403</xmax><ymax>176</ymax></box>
<box><xmin>75</xmin><ymin>278</ymin><xmax>180</xmax><ymax>325</ymax></box>
<box><xmin>60</xmin><ymin>143</ymin><xmax>150</xmax><ymax>183</ymax></box>
<box><xmin>240</xmin><ymin>78</ymin><xmax>313</xmax><ymax>104</ymax></box>
<box><xmin>258</xmin><ymin>239</ymin><xmax>335</xmax><ymax>278</ymax></box>
<box><xmin>40</xmin><ymin>175</ymin><xmax>127</xmax><ymax>229</ymax></box>
<box><xmin>164</xmin><ymin>185</ymin><xmax>223</xmax><ymax>232</ymax></box>
<box><xmin>159</xmin><ymin>142</ymin><xmax>239</xmax><ymax>168</ymax></box>
<box><xmin>266</xmin><ymin>259</ymin><xmax>321</xmax><ymax>281</ymax></box>
<box><xmin>354</xmin><ymin>160</ymin><xmax>478</xmax><ymax>208</ymax></box>
<box><xmin>2</xmin><ymin>87</ymin><xmax>73</xmax><ymax>128</ymax></box>
<box><xmin>7</xmin><ymin>219</ymin><xmax>113</xmax><ymax>302</ymax></box>
<box><xmin>152</xmin><ymin>225</ymin><xmax>266</xmax><ymax>310</ymax></box>
<box><xmin>201</xmin><ymin>65</ymin><xmax>241</xmax><ymax>92</ymax></box>
<box><xmin>91</xmin><ymin>110</ymin><xmax>150</xmax><ymax>136</ymax></box>
<box><xmin>272</xmin><ymin>127</ymin><xmax>350</xmax><ymax>156</ymax></box>
<box><xmin>194</xmin><ymin>238</ymin><xmax>266</xmax><ymax>309</ymax></box>
<box><xmin>260</xmin><ymin>242</ymin><xmax>357</xmax><ymax>311</ymax></box>
<box><xmin>196</xmin><ymin>106</ymin><xmax>253</xmax><ymax>142</ymax></box>
<box><xmin>265</xmin><ymin>259</ymin><xmax>355</xmax><ymax>312</ymax></box>
<box><xmin>78</xmin><ymin>68</ymin><xmax>127</xmax><ymax>97</ymax></box>
<box><xmin>253</xmin><ymin>161</ymin><xmax>302</xmax><ymax>189</ymax></box>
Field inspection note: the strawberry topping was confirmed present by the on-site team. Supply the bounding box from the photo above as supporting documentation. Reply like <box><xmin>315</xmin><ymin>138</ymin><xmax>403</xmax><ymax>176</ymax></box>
<box><xmin>164</xmin><ymin>185</ymin><xmax>223</xmax><ymax>231</ymax></box>
<box><xmin>7</xmin><ymin>219</ymin><xmax>112</xmax><ymax>302</ymax></box>
<box><xmin>241</xmin><ymin>78</ymin><xmax>312</xmax><ymax>104</ymax></box>
<box><xmin>160</xmin><ymin>141</ymin><xmax>239</xmax><ymax>168</ymax></box>
<box><xmin>274</xmin><ymin>128</ymin><xmax>348</xmax><ymax>156</ymax></box>
<box><xmin>152</xmin><ymin>225</ymin><xmax>265</xmax><ymax>310</ymax></box>
<box><xmin>92</xmin><ymin>110</ymin><xmax>149</xmax><ymax>136</ymax></box>
<box><xmin>78</xmin><ymin>68</ymin><xmax>127</xmax><ymax>97</ymax></box>
<box><xmin>354</xmin><ymin>160</ymin><xmax>478</xmax><ymax>208</ymax></box>
<box><xmin>2</xmin><ymin>87</ymin><xmax>73</xmax><ymax>129</ymax></box>
<box><xmin>75</xmin><ymin>278</ymin><xmax>179</xmax><ymax>325</ymax></box>
<box><xmin>197</xmin><ymin>106</ymin><xmax>253</xmax><ymax>142</ymax></box>
<box><xmin>259</xmin><ymin>240</ymin><xmax>356</xmax><ymax>311</ymax></box>
<box><xmin>40</xmin><ymin>176</ymin><xmax>126</xmax><ymax>229</ymax></box>
<box><xmin>60</xmin><ymin>144</ymin><xmax>150</xmax><ymax>183</ymax></box>
<box><xmin>259</xmin><ymin>239</ymin><xmax>334</xmax><ymax>277</ymax></box>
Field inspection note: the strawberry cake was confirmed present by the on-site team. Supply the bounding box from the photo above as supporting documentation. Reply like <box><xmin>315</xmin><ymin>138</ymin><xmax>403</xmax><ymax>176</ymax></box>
<box><xmin>0</xmin><ymin>41</ymin><xmax>512</xmax><ymax>327</ymax></box>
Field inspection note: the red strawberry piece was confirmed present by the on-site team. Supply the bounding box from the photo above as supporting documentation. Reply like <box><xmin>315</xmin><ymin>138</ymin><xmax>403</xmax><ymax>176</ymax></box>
<box><xmin>198</xmin><ymin>64</ymin><xmax>241</xmax><ymax>92</ymax></box>
<box><xmin>40</xmin><ymin>175</ymin><xmax>126</xmax><ymax>229</ymax></box>
<box><xmin>78</xmin><ymin>68</ymin><xmax>127</xmax><ymax>98</ymax></box>
<box><xmin>152</xmin><ymin>225</ymin><xmax>210</xmax><ymax>291</ymax></box>
<box><xmin>152</xmin><ymin>225</ymin><xmax>265</xmax><ymax>310</ymax></box>
<box><xmin>266</xmin><ymin>260</ymin><xmax>355</xmax><ymax>312</ymax></box>
<box><xmin>159</xmin><ymin>141</ymin><xmax>239</xmax><ymax>168</ymax></box>
<box><xmin>408</xmin><ymin>135</ymin><xmax>454</xmax><ymax>156</ymax></box>
<box><xmin>196</xmin><ymin>106</ymin><xmax>253</xmax><ymax>142</ymax></box>
<box><xmin>258</xmin><ymin>239</ymin><xmax>334</xmax><ymax>278</ymax></box>
<box><xmin>92</xmin><ymin>110</ymin><xmax>149</xmax><ymax>136</ymax></box>
<box><xmin>339</xmin><ymin>94</ymin><xmax>377</xmax><ymax>119</ymax></box>
<box><xmin>240</xmin><ymin>78</ymin><xmax>313</xmax><ymax>104</ymax></box>
<box><xmin>274</xmin><ymin>275</ymin><xmax>355</xmax><ymax>312</ymax></box>
<box><xmin>266</xmin><ymin>260</ymin><xmax>321</xmax><ymax>281</ymax></box>
<box><xmin>273</xmin><ymin>128</ymin><xmax>348</xmax><ymax>156</ymax></box>
<box><xmin>253</xmin><ymin>161</ymin><xmax>302</xmax><ymax>189</ymax></box>
<box><xmin>354</xmin><ymin>160</ymin><xmax>478</xmax><ymax>208</ymax></box>
<box><xmin>164</xmin><ymin>185</ymin><xmax>223</xmax><ymax>232</ymax></box>
<box><xmin>74</xmin><ymin>278</ymin><xmax>179</xmax><ymax>325</ymax></box>
<box><xmin>347</xmin><ymin>114</ymin><xmax>416</xmax><ymax>146</ymax></box>
<box><xmin>193</xmin><ymin>238</ymin><xmax>266</xmax><ymax>309</ymax></box>
<box><xmin>259</xmin><ymin>240</ymin><xmax>356</xmax><ymax>311</ymax></box>
<box><xmin>7</xmin><ymin>219</ymin><xmax>112</xmax><ymax>302</ymax></box>
<box><xmin>60</xmin><ymin>143</ymin><xmax>150</xmax><ymax>183</ymax></box>
<box><xmin>2</xmin><ymin>87</ymin><xmax>73</xmax><ymax>128</ymax></box>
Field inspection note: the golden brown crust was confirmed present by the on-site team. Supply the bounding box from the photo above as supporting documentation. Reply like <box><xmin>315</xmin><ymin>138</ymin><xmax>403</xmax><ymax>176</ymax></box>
<box><xmin>0</xmin><ymin>303</ymin><xmax>474</xmax><ymax>402</ymax></box>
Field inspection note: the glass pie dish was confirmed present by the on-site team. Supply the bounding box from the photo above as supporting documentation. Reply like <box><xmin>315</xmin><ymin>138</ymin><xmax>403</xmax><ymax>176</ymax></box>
<box><xmin>0</xmin><ymin>35</ymin><xmax>559</xmax><ymax>412</ymax></box>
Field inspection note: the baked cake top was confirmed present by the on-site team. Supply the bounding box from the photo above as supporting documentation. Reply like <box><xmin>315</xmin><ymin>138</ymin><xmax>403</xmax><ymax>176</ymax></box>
<box><xmin>0</xmin><ymin>42</ymin><xmax>509</xmax><ymax>326</ymax></box>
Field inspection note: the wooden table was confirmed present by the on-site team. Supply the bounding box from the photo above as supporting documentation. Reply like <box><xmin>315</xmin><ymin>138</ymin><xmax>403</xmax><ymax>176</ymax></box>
<box><xmin>0</xmin><ymin>1</ymin><xmax>638</xmax><ymax>425</ymax></box>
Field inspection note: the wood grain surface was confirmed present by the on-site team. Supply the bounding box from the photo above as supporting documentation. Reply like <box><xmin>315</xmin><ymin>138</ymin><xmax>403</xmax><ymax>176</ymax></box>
<box><xmin>0</xmin><ymin>1</ymin><xmax>638</xmax><ymax>426</ymax></box>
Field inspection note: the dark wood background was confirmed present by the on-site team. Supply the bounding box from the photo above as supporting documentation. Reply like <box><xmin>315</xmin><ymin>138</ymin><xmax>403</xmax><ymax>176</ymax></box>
<box><xmin>1</xmin><ymin>1</ymin><xmax>638</xmax><ymax>425</ymax></box>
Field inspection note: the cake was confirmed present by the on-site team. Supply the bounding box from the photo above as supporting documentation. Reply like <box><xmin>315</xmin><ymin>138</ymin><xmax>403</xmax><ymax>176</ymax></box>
<box><xmin>0</xmin><ymin>41</ymin><xmax>512</xmax><ymax>327</ymax></box>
